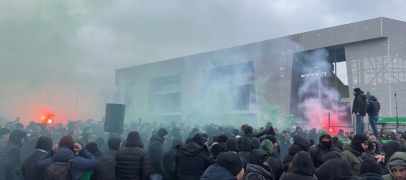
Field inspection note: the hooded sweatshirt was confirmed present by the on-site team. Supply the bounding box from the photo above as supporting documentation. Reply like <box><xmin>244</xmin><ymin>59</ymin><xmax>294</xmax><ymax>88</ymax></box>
<box><xmin>316</xmin><ymin>158</ymin><xmax>361</xmax><ymax>180</ymax></box>
<box><xmin>280</xmin><ymin>151</ymin><xmax>317</xmax><ymax>180</ymax></box>
<box><xmin>310</xmin><ymin>131</ymin><xmax>342</xmax><ymax>168</ymax></box>
<box><xmin>283</xmin><ymin>135</ymin><xmax>310</xmax><ymax>165</ymax></box>
<box><xmin>382</xmin><ymin>152</ymin><xmax>406</xmax><ymax>180</ymax></box>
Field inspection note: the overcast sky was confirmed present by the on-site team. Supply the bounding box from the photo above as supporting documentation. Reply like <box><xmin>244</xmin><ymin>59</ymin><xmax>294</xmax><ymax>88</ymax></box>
<box><xmin>1</xmin><ymin>0</ymin><xmax>406</xmax><ymax>123</ymax></box>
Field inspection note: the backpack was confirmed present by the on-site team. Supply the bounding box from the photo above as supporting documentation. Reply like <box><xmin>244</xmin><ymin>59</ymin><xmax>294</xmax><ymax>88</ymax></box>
<box><xmin>45</xmin><ymin>159</ymin><xmax>73</xmax><ymax>180</ymax></box>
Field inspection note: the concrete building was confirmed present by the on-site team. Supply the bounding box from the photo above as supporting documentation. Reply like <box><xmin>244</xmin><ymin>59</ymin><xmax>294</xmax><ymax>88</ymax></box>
<box><xmin>115</xmin><ymin>17</ymin><xmax>406</xmax><ymax>128</ymax></box>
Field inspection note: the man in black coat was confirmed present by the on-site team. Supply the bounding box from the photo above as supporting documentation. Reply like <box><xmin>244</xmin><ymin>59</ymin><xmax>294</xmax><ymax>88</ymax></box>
<box><xmin>21</xmin><ymin>136</ymin><xmax>53</xmax><ymax>180</ymax></box>
<box><xmin>163</xmin><ymin>139</ymin><xmax>182</xmax><ymax>180</ymax></box>
<box><xmin>352</xmin><ymin>88</ymin><xmax>367</xmax><ymax>135</ymax></box>
<box><xmin>105</xmin><ymin>136</ymin><xmax>121</xmax><ymax>157</ymax></box>
<box><xmin>0</xmin><ymin>130</ymin><xmax>26</xmax><ymax>180</ymax></box>
<box><xmin>149</xmin><ymin>128</ymin><xmax>168</xmax><ymax>180</ymax></box>
<box><xmin>309</xmin><ymin>131</ymin><xmax>342</xmax><ymax>168</ymax></box>
<box><xmin>173</xmin><ymin>133</ymin><xmax>213</xmax><ymax>180</ymax></box>
<box><xmin>366</xmin><ymin>95</ymin><xmax>380</xmax><ymax>138</ymax></box>
<box><xmin>85</xmin><ymin>142</ymin><xmax>116</xmax><ymax>180</ymax></box>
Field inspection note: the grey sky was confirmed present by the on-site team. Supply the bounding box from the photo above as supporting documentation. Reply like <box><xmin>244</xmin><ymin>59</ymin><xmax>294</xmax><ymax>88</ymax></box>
<box><xmin>1</xmin><ymin>0</ymin><xmax>405</xmax><ymax>122</ymax></box>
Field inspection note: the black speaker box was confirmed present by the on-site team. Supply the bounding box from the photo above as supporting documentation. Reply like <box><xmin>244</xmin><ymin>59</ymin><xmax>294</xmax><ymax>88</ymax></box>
<box><xmin>104</xmin><ymin>103</ymin><xmax>126</xmax><ymax>132</ymax></box>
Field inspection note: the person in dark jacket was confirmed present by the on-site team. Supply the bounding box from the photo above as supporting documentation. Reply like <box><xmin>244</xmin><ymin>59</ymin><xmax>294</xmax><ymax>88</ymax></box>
<box><xmin>238</xmin><ymin>136</ymin><xmax>254</xmax><ymax>163</ymax></box>
<box><xmin>21</xmin><ymin>136</ymin><xmax>53</xmax><ymax>180</ymax></box>
<box><xmin>366</xmin><ymin>95</ymin><xmax>380</xmax><ymax>138</ymax></box>
<box><xmin>200</xmin><ymin>152</ymin><xmax>244</xmax><ymax>180</ymax></box>
<box><xmin>280</xmin><ymin>151</ymin><xmax>317</xmax><ymax>180</ymax></box>
<box><xmin>0</xmin><ymin>130</ymin><xmax>26</xmax><ymax>180</ymax></box>
<box><xmin>210</xmin><ymin>143</ymin><xmax>222</xmax><ymax>162</ymax></box>
<box><xmin>360</xmin><ymin>158</ymin><xmax>383</xmax><ymax>180</ymax></box>
<box><xmin>352</xmin><ymin>88</ymin><xmax>367</xmax><ymax>135</ymax></box>
<box><xmin>218</xmin><ymin>134</ymin><xmax>228</xmax><ymax>151</ymax></box>
<box><xmin>106</xmin><ymin>136</ymin><xmax>121</xmax><ymax>157</ymax></box>
<box><xmin>254</xmin><ymin>125</ymin><xmax>276</xmax><ymax>138</ymax></box>
<box><xmin>316</xmin><ymin>158</ymin><xmax>363</xmax><ymax>180</ymax></box>
<box><xmin>149</xmin><ymin>128</ymin><xmax>168</xmax><ymax>180</ymax></box>
<box><xmin>309</xmin><ymin>131</ymin><xmax>342</xmax><ymax>168</ymax></box>
<box><xmin>85</xmin><ymin>142</ymin><xmax>116</xmax><ymax>180</ymax></box>
<box><xmin>243</xmin><ymin>150</ymin><xmax>273</xmax><ymax>180</ymax></box>
<box><xmin>37</xmin><ymin>135</ymin><xmax>98</xmax><ymax>180</ymax></box>
<box><xmin>116</xmin><ymin>131</ymin><xmax>150</xmax><ymax>180</ymax></box>
<box><xmin>342</xmin><ymin>134</ymin><xmax>369</xmax><ymax>176</ymax></box>
<box><xmin>283</xmin><ymin>135</ymin><xmax>310</xmax><ymax>165</ymax></box>
<box><xmin>163</xmin><ymin>139</ymin><xmax>182</xmax><ymax>180</ymax></box>
<box><xmin>381</xmin><ymin>141</ymin><xmax>403</xmax><ymax>175</ymax></box>
<box><xmin>172</xmin><ymin>133</ymin><xmax>213</xmax><ymax>180</ymax></box>
<box><xmin>225</xmin><ymin>138</ymin><xmax>239</xmax><ymax>153</ymax></box>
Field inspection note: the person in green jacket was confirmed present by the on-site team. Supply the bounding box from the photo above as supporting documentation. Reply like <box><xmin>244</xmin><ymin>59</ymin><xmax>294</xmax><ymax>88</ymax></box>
<box><xmin>341</xmin><ymin>134</ymin><xmax>369</xmax><ymax>175</ymax></box>
<box><xmin>383</xmin><ymin>152</ymin><xmax>406</xmax><ymax>180</ymax></box>
<box><xmin>258</xmin><ymin>139</ymin><xmax>273</xmax><ymax>156</ymax></box>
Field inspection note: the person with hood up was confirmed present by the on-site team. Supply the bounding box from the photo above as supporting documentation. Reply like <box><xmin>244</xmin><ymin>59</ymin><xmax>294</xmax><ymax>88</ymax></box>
<box><xmin>309</xmin><ymin>131</ymin><xmax>342</xmax><ymax>168</ymax></box>
<box><xmin>291</xmin><ymin>126</ymin><xmax>304</xmax><ymax>137</ymax></box>
<box><xmin>372</xmin><ymin>140</ymin><xmax>383</xmax><ymax>155</ymax></box>
<box><xmin>360</xmin><ymin>158</ymin><xmax>383</xmax><ymax>180</ymax></box>
<box><xmin>352</xmin><ymin>88</ymin><xmax>367</xmax><ymax>134</ymax></box>
<box><xmin>163</xmin><ymin>139</ymin><xmax>182</xmax><ymax>180</ymax></box>
<box><xmin>21</xmin><ymin>136</ymin><xmax>53</xmax><ymax>180</ymax></box>
<box><xmin>382</xmin><ymin>152</ymin><xmax>406</xmax><ymax>180</ymax></box>
<box><xmin>149</xmin><ymin>128</ymin><xmax>168</xmax><ymax>180</ymax></box>
<box><xmin>200</xmin><ymin>152</ymin><xmax>244</xmax><ymax>180</ymax></box>
<box><xmin>238</xmin><ymin>135</ymin><xmax>254</xmax><ymax>164</ymax></box>
<box><xmin>37</xmin><ymin>135</ymin><xmax>98</xmax><ymax>180</ymax></box>
<box><xmin>342</xmin><ymin>134</ymin><xmax>370</xmax><ymax>175</ymax></box>
<box><xmin>366</xmin><ymin>94</ymin><xmax>380</xmax><ymax>137</ymax></box>
<box><xmin>105</xmin><ymin>136</ymin><xmax>121</xmax><ymax>157</ymax></box>
<box><xmin>0</xmin><ymin>130</ymin><xmax>25</xmax><ymax>180</ymax></box>
<box><xmin>280</xmin><ymin>151</ymin><xmax>317</xmax><ymax>180</ymax></box>
<box><xmin>316</xmin><ymin>158</ymin><xmax>364</xmax><ymax>180</ymax></box>
<box><xmin>382</xmin><ymin>141</ymin><xmax>403</xmax><ymax>175</ymax></box>
<box><xmin>210</xmin><ymin>143</ymin><xmax>223</xmax><ymax>163</ymax></box>
<box><xmin>116</xmin><ymin>131</ymin><xmax>150</xmax><ymax>180</ymax></box>
<box><xmin>225</xmin><ymin>138</ymin><xmax>239</xmax><ymax>153</ymax></box>
<box><xmin>260</xmin><ymin>135</ymin><xmax>281</xmax><ymax>162</ymax></box>
<box><xmin>258</xmin><ymin>139</ymin><xmax>274</xmax><ymax>157</ymax></box>
<box><xmin>283</xmin><ymin>135</ymin><xmax>310</xmax><ymax>165</ymax></box>
<box><xmin>218</xmin><ymin>134</ymin><xmax>229</xmax><ymax>151</ymax></box>
<box><xmin>172</xmin><ymin>133</ymin><xmax>212</xmax><ymax>180</ymax></box>
<box><xmin>85</xmin><ymin>142</ymin><xmax>116</xmax><ymax>180</ymax></box>
<box><xmin>258</xmin><ymin>139</ymin><xmax>283</xmax><ymax>179</ymax></box>
<box><xmin>251</xmin><ymin>137</ymin><xmax>260</xmax><ymax>150</ymax></box>
<box><xmin>243</xmin><ymin>150</ymin><xmax>273</xmax><ymax>180</ymax></box>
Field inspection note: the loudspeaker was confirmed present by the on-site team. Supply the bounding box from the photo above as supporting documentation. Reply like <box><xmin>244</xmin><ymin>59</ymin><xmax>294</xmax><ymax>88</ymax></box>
<box><xmin>104</xmin><ymin>103</ymin><xmax>126</xmax><ymax>133</ymax></box>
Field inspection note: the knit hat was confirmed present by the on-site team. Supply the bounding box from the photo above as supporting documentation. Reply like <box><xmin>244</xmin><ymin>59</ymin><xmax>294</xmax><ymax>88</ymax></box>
<box><xmin>251</xmin><ymin>137</ymin><xmax>260</xmax><ymax>150</ymax></box>
<box><xmin>85</xmin><ymin>142</ymin><xmax>99</xmax><ymax>155</ymax></box>
<box><xmin>35</xmin><ymin>136</ymin><xmax>53</xmax><ymax>152</ymax></box>
<box><xmin>59</xmin><ymin>136</ymin><xmax>75</xmax><ymax>150</ymax></box>
<box><xmin>366</xmin><ymin>92</ymin><xmax>372</xmax><ymax>99</ymax></box>
<box><xmin>216</xmin><ymin>152</ymin><xmax>243</xmax><ymax>176</ymax></box>
<box><xmin>218</xmin><ymin>134</ymin><xmax>228</xmax><ymax>143</ymax></box>
<box><xmin>157</xmin><ymin>128</ymin><xmax>168</xmax><ymax>139</ymax></box>
<box><xmin>351</xmin><ymin>134</ymin><xmax>368</xmax><ymax>153</ymax></box>
<box><xmin>0</xmin><ymin>127</ymin><xmax>11</xmax><ymax>137</ymax></box>
<box><xmin>9</xmin><ymin>130</ymin><xmax>26</xmax><ymax>147</ymax></box>
<box><xmin>211</xmin><ymin>143</ymin><xmax>223</xmax><ymax>157</ymax></box>
<box><xmin>225</xmin><ymin>138</ymin><xmax>239</xmax><ymax>152</ymax></box>
<box><xmin>354</xmin><ymin>88</ymin><xmax>361</xmax><ymax>93</ymax></box>
<box><xmin>360</xmin><ymin>158</ymin><xmax>382</xmax><ymax>175</ymax></box>
<box><xmin>108</xmin><ymin>137</ymin><xmax>121</xmax><ymax>150</ymax></box>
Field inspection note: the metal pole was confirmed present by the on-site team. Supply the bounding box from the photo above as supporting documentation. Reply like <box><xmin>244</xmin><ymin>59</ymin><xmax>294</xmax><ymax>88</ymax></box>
<box><xmin>395</xmin><ymin>93</ymin><xmax>399</xmax><ymax>133</ymax></box>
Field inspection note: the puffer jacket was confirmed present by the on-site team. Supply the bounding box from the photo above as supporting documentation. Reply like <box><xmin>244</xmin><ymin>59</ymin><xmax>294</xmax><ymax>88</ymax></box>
<box><xmin>280</xmin><ymin>152</ymin><xmax>317</xmax><ymax>180</ymax></box>
<box><xmin>352</xmin><ymin>92</ymin><xmax>367</xmax><ymax>116</ymax></box>
<box><xmin>366</xmin><ymin>96</ymin><xmax>380</xmax><ymax>116</ymax></box>
<box><xmin>341</xmin><ymin>144</ymin><xmax>363</xmax><ymax>176</ymax></box>
<box><xmin>382</xmin><ymin>152</ymin><xmax>406</xmax><ymax>180</ymax></box>
<box><xmin>0</xmin><ymin>141</ymin><xmax>21</xmax><ymax>180</ymax></box>
<box><xmin>37</xmin><ymin>147</ymin><xmax>98</xmax><ymax>180</ymax></box>
<box><xmin>309</xmin><ymin>131</ymin><xmax>342</xmax><ymax>168</ymax></box>
<box><xmin>283</xmin><ymin>135</ymin><xmax>310</xmax><ymax>165</ymax></box>
<box><xmin>115</xmin><ymin>131</ymin><xmax>150</xmax><ymax>180</ymax></box>
<box><xmin>90</xmin><ymin>151</ymin><xmax>116</xmax><ymax>180</ymax></box>
<box><xmin>200</xmin><ymin>164</ymin><xmax>237</xmax><ymax>180</ymax></box>
<box><xmin>149</xmin><ymin>135</ymin><xmax>165</xmax><ymax>175</ymax></box>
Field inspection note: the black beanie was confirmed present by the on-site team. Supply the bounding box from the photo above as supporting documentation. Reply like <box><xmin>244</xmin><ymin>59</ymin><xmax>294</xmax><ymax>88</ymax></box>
<box><xmin>108</xmin><ymin>137</ymin><xmax>121</xmax><ymax>151</ymax></box>
<box><xmin>248</xmin><ymin>150</ymin><xmax>268</xmax><ymax>165</ymax></box>
<box><xmin>157</xmin><ymin>128</ymin><xmax>168</xmax><ymax>139</ymax></box>
<box><xmin>35</xmin><ymin>136</ymin><xmax>53</xmax><ymax>152</ymax></box>
<box><xmin>85</xmin><ymin>142</ymin><xmax>99</xmax><ymax>155</ymax></box>
<box><xmin>360</xmin><ymin>158</ymin><xmax>382</xmax><ymax>175</ymax></box>
<box><xmin>351</xmin><ymin>134</ymin><xmax>368</xmax><ymax>153</ymax></box>
<box><xmin>211</xmin><ymin>143</ymin><xmax>223</xmax><ymax>157</ymax></box>
<box><xmin>354</xmin><ymin>88</ymin><xmax>361</xmax><ymax>93</ymax></box>
<box><xmin>218</xmin><ymin>134</ymin><xmax>228</xmax><ymax>143</ymax></box>
<box><xmin>216</xmin><ymin>152</ymin><xmax>243</xmax><ymax>176</ymax></box>
<box><xmin>9</xmin><ymin>130</ymin><xmax>26</xmax><ymax>147</ymax></box>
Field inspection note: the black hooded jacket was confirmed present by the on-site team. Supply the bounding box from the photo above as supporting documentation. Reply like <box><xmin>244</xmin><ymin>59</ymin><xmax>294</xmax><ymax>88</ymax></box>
<box><xmin>382</xmin><ymin>140</ymin><xmax>403</xmax><ymax>175</ymax></box>
<box><xmin>172</xmin><ymin>137</ymin><xmax>212</xmax><ymax>180</ymax></box>
<box><xmin>0</xmin><ymin>130</ymin><xmax>26</xmax><ymax>180</ymax></box>
<box><xmin>238</xmin><ymin>136</ymin><xmax>254</xmax><ymax>163</ymax></box>
<box><xmin>366</xmin><ymin>96</ymin><xmax>380</xmax><ymax>116</ymax></box>
<box><xmin>149</xmin><ymin>135</ymin><xmax>165</xmax><ymax>175</ymax></box>
<box><xmin>309</xmin><ymin>132</ymin><xmax>342</xmax><ymax>168</ymax></box>
<box><xmin>316</xmin><ymin>158</ymin><xmax>363</xmax><ymax>180</ymax></box>
<box><xmin>22</xmin><ymin>136</ymin><xmax>53</xmax><ymax>180</ymax></box>
<box><xmin>90</xmin><ymin>151</ymin><xmax>116</xmax><ymax>180</ymax></box>
<box><xmin>163</xmin><ymin>139</ymin><xmax>182</xmax><ymax>180</ymax></box>
<box><xmin>225</xmin><ymin>138</ymin><xmax>239</xmax><ymax>152</ymax></box>
<box><xmin>243</xmin><ymin>164</ymin><xmax>273</xmax><ymax>180</ymax></box>
<box><xmin>352</xmin><ymin>91</ymin><xmax>367</xmax><ymax>116</ymax></box>
<box><xmin>283</xmin><ymin>135</ymin><xmax>310</xmax><ymax>165</ymax></box>
<box><xmin>280</xmin><ymin>152</ymin><xmax>317</xmax><ymax>180</ymax></box>
<box><xmin>115</xmin><ymin>131</ymin><xmax>150</xmax><ymax>180</ymax></box>
<box><xmin>105</xmin><ymin>137</ymin><xmax>121</xmax><ymax>157</ymax></box>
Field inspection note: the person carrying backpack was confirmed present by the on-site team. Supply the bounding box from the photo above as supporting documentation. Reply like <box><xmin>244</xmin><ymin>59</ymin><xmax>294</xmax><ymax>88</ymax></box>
<box><xmin>37</xmin><ymin>135</ymin><xmax>98</xmax><ymax>180</ymax></box>
<box><xmin>366</xmin><ymin>94</ymin><xmax>380</xmax><ymax>138</ymax></box>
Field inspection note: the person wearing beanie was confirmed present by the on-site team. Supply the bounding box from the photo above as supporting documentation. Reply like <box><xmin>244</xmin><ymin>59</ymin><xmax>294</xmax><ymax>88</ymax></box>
<box><xmin>37</xmin><ymin>136</ymin><xmax>98</xmax><ymax>180</ymax></box>
<box><xmin>244</xmin><ymin>150</ymin><xmax>273</xmax><ymax>180</ymax></box>
<box><xmin>360</xmin><ymin>158</ymin><xmax>383</xmax><ymax>180</ymax></box>
<box><xmin>342</xmin><ymin>134</ymin><xmax>369</xmax><ymax>175</ymax></box>
<box><xmin>316</xmin><ymin>158</ymin><xmax>359</xmax><ymax>180</ymax></box>
<box><xmin>251</xmin><ymin>137</ymin><xmax>260</xmax><ymax>150</ymax></box>
<box><xmin>173</xmin><ymin>133</ymin><xmax>212</xmax><ymax>180</ymax></box>
<box><xmin>149</xmin><ymin>128</ymin><xmax>168</xmax><ymax>180</ymax></box>
<box><xmin>280</xmin><ymin>151</ymin><xmax>317</xmax><ymax>180</ymax></box>
<box><xmin>0</xmin><ymin>130</ymin><xmax>26</xmax><ymax>180</ymax></box>
<box><xmin>283</xmin><ymin>135</ymin><xmax>310</xmax><ymax>166</ymax></box>
<box><xmin>84</xmin><ymin>142</ymin><xmax>115</xmax><ymax>180</ymax></box>
<box><xmin>21</xmin><ymin>136</ymin><xmax>53</xmax><ymax>180</ymax></box>
<box><xmin>163</xmin><ymin>139</ymin><xmax>183</xmax><ymax>180</ymax></box>
<box><xmin>382</xmin><ymin>152</ymin><xmax>406</xmax><ymax>180</ymax></box>
<box><xmin>210</xmin><ymin>143</ymin><xmax>223</xmax><ymax>163</ymax></box>
<box><xmin>366</xmin><ymin>94</ymin><xmax>380</xmax><ymax>138</ymax></box>
<box><xmin>352</xmin><ymin>87</ymin><xmax>367</xmax><ymax>134</ymax></box>
<box><xmin>309</xmin><ymin>131</ymin><xmax>342</xmax><ymax>168</ymax></box>
<box><xmin>105</xmin><ymin>136</ymin><xmax>121</xmax><ymax>157</ymax></box>
<box><xmin>225</xmin><ymin>138</ymin><xmax>239</xmax><ymax>153</ymax></box>
<box><xmin>218</xmin><ymin>134</ymin><xmax>228</xmax><ymax>151</ymax></box>
<box><xmin>0</xmin><ymin>127</ymin><xmax>11</xmax><ymax>144</ymax></box>
<box><xmin>200</xmin><ymin>152</ymin><xmax>244</xmax><ymax>180</ymax></box>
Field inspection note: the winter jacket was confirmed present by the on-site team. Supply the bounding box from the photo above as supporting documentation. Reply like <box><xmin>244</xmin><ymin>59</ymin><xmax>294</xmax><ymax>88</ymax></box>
<box><xmin>238</xmin><ymin>136</ymin><xmax>254</xmax><ymax>163</ymax></box>
<box><xmin>266</xmin><ymin>156</ymin><xmax>283</xmax><ymax>180</ymax></box>
<box><xmin>90</xmin><ymin>151</ymin><xmax>116</xmax><ymax>180</ymax></box>
<box><xmin>115</xmin><ymin>132</ymin><xmax>150</xmax><ymax>180</ymax></box>
<box><xmin>200</xmin><ymin>164</ymin><xmax>237</xmax><ymax>180</ymax></box>
<box><xmin>0</xmin><ymin>141</ymin><xmax>21</xmax><ymax>180</ymax></box>
<box><xmin>360</xmin><ymin>173</ymin><xmax>383</xmax><ymax>180</ymax></box>
<box><xmin>316</xmin><ymin>158</ymin><xmax>362</xmax><ymax>180</ymax></box>
<box><xmin>382</xmin><ymin>152</ymin><xmax>406</xmax><ymax>180</ymax></box>
<box><xmin>309</xmin><ymin>132</ymin><xmax>342</xmax><ymax>168</ymax></box>
<box><xmin>352</xmin><ymin>92</ymin><xmax>367</xmax><ymax>116</ymax></box>
<box><xmin>280</xmin><ymin>152</ymin><xmax>317</xmax><ymax>180</ymax></box>
<box><xmin>163</xmin><ymin>139</ymin><xmax>182</xmax><ymax>180</ymax></box>
<box><xmin>21</xmin><ymin>136</ymin><xmax>53</xmax><ymax>180</ymax></box>
<box><xmin>243</xmin><ymin>164</ymin><xmax>272</xmax><ymax>180</ymax></box>
<box><xmin>366</xmin><ymin>96</ymin><xmax>380</xmax><ymax>116</ymax></box>
<box><xmin>341</xmin><ymin>144</ymin><xmax>363</xmax><ymax>176</ymax></box>
<box><xmin>106</xmin><ymin>136</ymin><xmax>121</xmax><ymax>157</ymax></box>
<box><xmin>283</xmin><ymin>135</ymin><xmax>310</xmax><ymax>165</ymax></box>
<box><xmin>149</xmin><ymin>135</ymin><xmax>165</xmax><ymax>175</ymax></box>
<box><xmin>172</xmin><ymin>140</ymin><xmax>213</xmax><ymax>180</ymax></box>
<box><xmin>254</xmin><ymin>126</ymin><xmax>276</xmax><ymax>138</ymax></box>
<box><xmin>37</xmin><ymin>147</ymin><xmax>98</xmax><ymax>180</ymax></box>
